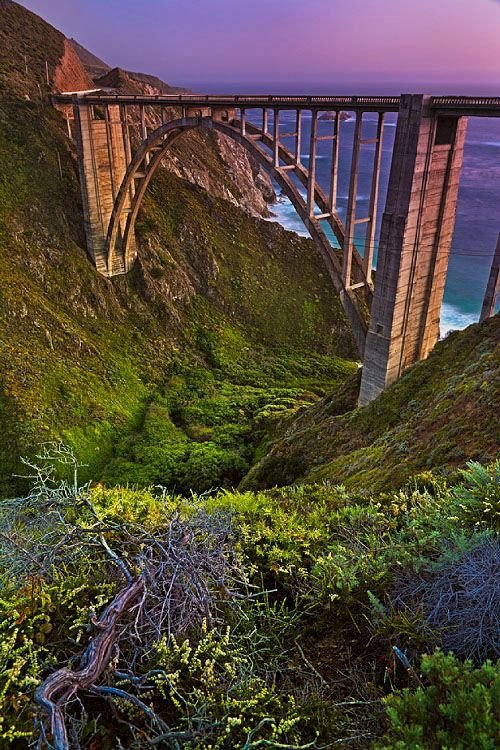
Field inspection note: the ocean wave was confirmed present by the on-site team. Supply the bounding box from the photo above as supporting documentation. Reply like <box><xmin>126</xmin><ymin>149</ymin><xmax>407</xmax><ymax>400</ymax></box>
<box><xmin>338</xmin><ymin>193</ymin><xmax>369</xmax><ymax>201</ymax></box>
<box><xmin>299</xmin><ymin>154</ymin><xmax>328</xmax><ymax>160</ymax></box>
<box><xmin>467</xmin><ymin>140</ymin><xmax>500</xmax><ymax>148</ymax></box>
<box><xmin>440</xmin><ymin>303</ymin><xmax>477</xmax><ymax>337</ymax></box>
<box><xmin>266</xmin><ymin>203</ymin><xmax>481</xmax><ymax>337</ymax></box>
<box><xmin>265</xmin><ymin>197</ymin><xmax>311</xmax><ymax>237</ymax></box>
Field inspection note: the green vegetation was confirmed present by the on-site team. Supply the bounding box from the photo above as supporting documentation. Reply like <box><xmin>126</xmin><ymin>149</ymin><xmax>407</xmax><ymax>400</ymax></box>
<box><xmin>244</xmin><ymin>315</ymin><xmax>500</xmax><ymax>492</ymax></box>
<box><xmin>0</xmin><ymin>454</ymin><xmax>498</xmax><ymax>748</ymax></box>
<box><xmin>0</xmin><ymin>4</ymin><xmax>499</xmax><ymax>749</ymax></box>
<box><xmin>0</xmin><ymin>0</ymin><xmax>64</xmax><ymax>98</ymax></box>
<box><xmin>0</xmin><ymin>82</ymin><xmax>355</xmax><ymax>497</ymax></box>
<box><xmin>101</xmin><ymin>325</ymin><xmax>355</xmax><ymax>492</ymax></box>
<box><xmin>375</xmin><ymin>652</ymin><xmax>499</xmax><ymax>750</ymax></box>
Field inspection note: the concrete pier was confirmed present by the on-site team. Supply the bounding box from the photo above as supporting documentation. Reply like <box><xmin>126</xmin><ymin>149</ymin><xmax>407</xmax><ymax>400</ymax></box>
<box><xmin>72</xmin><ymin>98</ymin><xmax>134</xmax><ymax>275</ymax></box>
<box><xmin>480</xmin><ymin>234</ymin><xmax>500</xmax><ymax>323</ymax></box>
<box><xmin>358</xmin><ymin>95</ymin><xmax>467</xmax><ymax>404</ymax></box>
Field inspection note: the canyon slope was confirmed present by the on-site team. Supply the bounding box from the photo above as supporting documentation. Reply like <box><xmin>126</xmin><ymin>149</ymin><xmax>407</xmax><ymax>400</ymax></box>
<box><xmin>243</xmin><ymin>315</ymin><xmax>500</xmax><ymax>491</ymax></box>
<box><xmin>0</xmin><ymin>0</ymin><xmax>356</xmax><ymax>495</ymax></box>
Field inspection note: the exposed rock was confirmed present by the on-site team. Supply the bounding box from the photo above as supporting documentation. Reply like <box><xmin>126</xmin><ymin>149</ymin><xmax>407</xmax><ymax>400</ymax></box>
<box><xmin>214</xmin><ymin>132</ymin><xmax>275</xmax><ymax>216</ymax></box>
<box><xmin>54</xmin><ymin>38</ymin><xmax>94</xmax><ymax>92</ymax></box>
<box><xmin>318</xmin><ymin>111</ymin><xmax>351</xmax><ymax>121</ymax></box>
<box><xmin>69</xmin><ymin>38</ymin><xmax>110</xmax><ymax>79</ymax></box>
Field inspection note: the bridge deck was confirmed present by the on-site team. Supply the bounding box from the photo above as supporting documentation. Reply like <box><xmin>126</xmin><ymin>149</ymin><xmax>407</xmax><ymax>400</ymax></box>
<box><xmin>53</xmin><ymin>93</ymin><xmax>500</xmax><ymax>117</ymax></box>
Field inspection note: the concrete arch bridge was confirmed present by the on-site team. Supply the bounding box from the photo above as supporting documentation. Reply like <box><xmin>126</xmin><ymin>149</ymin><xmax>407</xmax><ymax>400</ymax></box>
<box><xmin>53</xmin><ymin>92</ymin><xmax>500</xmax><ymax>403</ymax></box>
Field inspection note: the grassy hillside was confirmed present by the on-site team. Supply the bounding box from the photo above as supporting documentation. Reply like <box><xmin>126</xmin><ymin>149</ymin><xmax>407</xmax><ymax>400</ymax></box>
<box><xmin>0</xmin><ymin>1</ymin><xmax>356</xmax><ymax>496</ymax></box>
<box><xmin>0</xmin><ymin>0</ymin><xmax>64</xmax><ymax>98</ymax></box>
<box><xmin>243</xmin><ymin>315</ymin><xmax>500</xmax><ymax>492</ymax></box>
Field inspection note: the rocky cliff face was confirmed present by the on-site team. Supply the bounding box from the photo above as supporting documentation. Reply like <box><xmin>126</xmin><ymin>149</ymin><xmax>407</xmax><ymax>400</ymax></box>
<box><xmin>75</xmin><ymin>53</ymin><xmax>276</xmax><ymax>217</ymax></box>
<box><xmin>53</xmin><ymin>38</ymin><xmax>94</xmax><ymax>92</ymax></box>
<box><xmin>68</xmin><ymin>37</ymin><xmax>110</xmax><ymax>79</ymax></box>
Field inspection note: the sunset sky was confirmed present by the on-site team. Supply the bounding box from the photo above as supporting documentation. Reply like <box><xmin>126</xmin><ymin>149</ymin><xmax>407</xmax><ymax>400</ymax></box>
<box><xmin>21</xmin><ymin>0</ymin><xmax>500</xmax><ymax>91</ymax></box>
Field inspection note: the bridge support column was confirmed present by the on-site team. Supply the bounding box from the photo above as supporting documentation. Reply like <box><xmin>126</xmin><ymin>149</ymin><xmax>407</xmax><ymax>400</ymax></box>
<box><xmin>480</xmin><ymin>233</ymin><xmax>500</xmax><ymax>322</ymax></box>
<box><xmin>72</xmin><ymin>98</ymin><xmax>133</xmax><ymax>276</ymax></box>
<box><xmin>359</xmin><ymin>95</ymin><xmax>467</xmax><ymax>405</ymax></box>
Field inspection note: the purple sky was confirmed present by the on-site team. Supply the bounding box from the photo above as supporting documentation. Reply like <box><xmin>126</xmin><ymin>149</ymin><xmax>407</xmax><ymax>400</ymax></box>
<box><xmin>19</xmin><ymin>0</ymin><xmax>500</xmax><ymax>92</ymax></box>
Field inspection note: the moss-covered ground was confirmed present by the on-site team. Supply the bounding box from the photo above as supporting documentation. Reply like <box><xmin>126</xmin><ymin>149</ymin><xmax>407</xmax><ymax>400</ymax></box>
<box><xmin>101</xmin><ymin>319</ymin><xmax>355</xmax><ymax>493</ymax></box>
<box><xmin>244</xmin><ymin>315</ymin><xmax>500</xmax><ymax>492</ymax></box>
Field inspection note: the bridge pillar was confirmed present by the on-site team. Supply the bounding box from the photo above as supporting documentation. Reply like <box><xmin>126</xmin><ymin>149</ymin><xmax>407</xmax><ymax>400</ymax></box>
<box><xmin>72</xmin><ymin>97</ymin><xmax>134</xmax><ymax>275</ymax></box>
<box><xmin>359</xmin><ymin>95</ymin><xmax>467</xmax><ymax>405</ymax></box>
<box><xmin>480</xmin><ymin>233</ymin><xmax>500</xmax><ymax>322</ymax></box>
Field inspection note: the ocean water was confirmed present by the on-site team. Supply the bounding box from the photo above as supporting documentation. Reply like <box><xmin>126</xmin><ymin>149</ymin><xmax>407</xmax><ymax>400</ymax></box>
<box><xmin>244</xmin><ymin>109</ymin><xmax>500</xmax><ymax>336</ymax></box>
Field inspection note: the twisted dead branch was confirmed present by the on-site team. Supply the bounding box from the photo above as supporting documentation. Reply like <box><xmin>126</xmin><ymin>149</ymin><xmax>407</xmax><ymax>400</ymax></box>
<box><xmin>0</xmin><ymin>447</ymin><xmax>247</xmax><ymax>748</ymax></box>
<box><xmin>35</xmin><ymin>576</ymin><xmax>144</xmax><ymax>750</ymax></box>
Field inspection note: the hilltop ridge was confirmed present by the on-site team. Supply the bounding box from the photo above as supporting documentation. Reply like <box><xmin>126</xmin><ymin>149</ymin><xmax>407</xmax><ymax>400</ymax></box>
<box><xmin>69</xmin><ymin>37</ymin><xmax>110</xmax><ymax>78</ymax></box>
<box><xmin>69</xmin><ymin>37</ymin><xmax>188</xmax><ymax>94</ymax></box>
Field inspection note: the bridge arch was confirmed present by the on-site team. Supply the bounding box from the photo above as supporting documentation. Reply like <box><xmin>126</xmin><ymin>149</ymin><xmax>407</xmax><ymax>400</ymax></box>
<box><xmin>106</xmin><ymin>116</ymin><xmax>369</xmax><ymax>354</ymax></box>
<box><xmin>60</xmin><ymin>93</ymin><xmax>475</xmax><ymax>403</ymax></box>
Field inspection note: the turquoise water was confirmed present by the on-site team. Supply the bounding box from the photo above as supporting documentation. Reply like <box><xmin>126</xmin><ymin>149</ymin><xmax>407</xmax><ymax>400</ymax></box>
<box><xmin>246</xmin><ymin>110</ymin><xmax>500</xmax><ymax>335</ymax></box>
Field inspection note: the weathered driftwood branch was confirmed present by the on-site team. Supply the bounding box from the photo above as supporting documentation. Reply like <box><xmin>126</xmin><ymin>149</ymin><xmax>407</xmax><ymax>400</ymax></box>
<box><xmin>35</xmin><ymin>576</ymin><xmax>144</xmax><ymax>750</ymax></box>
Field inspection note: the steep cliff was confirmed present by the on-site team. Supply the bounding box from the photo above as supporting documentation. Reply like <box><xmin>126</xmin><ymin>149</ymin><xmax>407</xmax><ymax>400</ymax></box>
<box><xmin>68</xmin><ymin>37</ymin><xmax>110</xmax><ymax>79</ymax></box>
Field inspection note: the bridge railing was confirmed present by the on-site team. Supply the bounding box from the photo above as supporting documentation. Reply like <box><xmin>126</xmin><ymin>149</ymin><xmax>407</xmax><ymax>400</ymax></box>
<box><xmin>52</xmin><ymin>92</ymin><xmax>402</xmax><ymax>110</ymax></box>
<box><xmin>431</xmin><ymin>96</ymin><xmax>500</xmax><ymax>107</ymax></box>
<box><xmin>52</xmin><ymin>92</ymin><xmax>500</xmax><ymax>117</ymax></box>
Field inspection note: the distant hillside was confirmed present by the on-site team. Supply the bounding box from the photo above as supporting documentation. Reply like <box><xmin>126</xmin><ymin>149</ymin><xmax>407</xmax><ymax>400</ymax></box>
<box><xmin>94</xmin><ymin>66</ymin><xmax>188</xmax><ymax>95</ymax></box>
<box><xmin>112</xmin><ymin>68</ymin><xmax>188</xmax><ymax>94</ymax></box>
<box><xmin>242</xmin><ymin>315</ymin><xmax>500</xmax><ymax>492</ymax></box>
<box><xmin>69</xmin><ymin>37</ymin><xmax>110</xmax><ymax>79</ymax></box>
<box><xmin>70</xmin><ymin>38</ymin><xmax>188</xmax><ymax>94</ymax></box>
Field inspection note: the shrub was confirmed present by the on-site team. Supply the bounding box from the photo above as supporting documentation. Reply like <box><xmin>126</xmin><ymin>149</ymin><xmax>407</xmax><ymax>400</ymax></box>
<box><xmin>374</xmin><ymin>651</ymin><xmax>500</xmax><ymax>750</ymax></box>
<box><xmin>452</xmin><ymin>460</ymin><xmax>500</xmax><ymax>531</ymax></box>
<box><xmin>206</xmin><ymin>482</ymin><xmax>456</xmax><ymax>613</ymax></box>
<box><xmin>150</xmin><ymin>622</ymin><xmax>307</xmax><ymax>749</ymax></box>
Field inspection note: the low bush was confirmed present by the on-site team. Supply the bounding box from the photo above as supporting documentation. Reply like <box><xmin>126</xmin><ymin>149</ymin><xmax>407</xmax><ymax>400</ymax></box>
<box><xmin>149</xmin><ymin>623</ymin><xmax>307</xmax><ymax>749</ymax></box>
<box><xmin>206</xmin><ymin>481</ymin><xmax>458</xmax><ymax>613</ymax></box>
<box><xmin>1</xmin><ymin>449</ymin><xmax>499</xmax><ymax>747</ymax></box>
<box><xmin>452</xmin><ymin>460</ymin><xmax>500</xmax><ymax>531</ymax></box>
<box><xmin>374</xmin><ymin>651</ymin><xmax>500</xmax><ymax>750</ymax></box>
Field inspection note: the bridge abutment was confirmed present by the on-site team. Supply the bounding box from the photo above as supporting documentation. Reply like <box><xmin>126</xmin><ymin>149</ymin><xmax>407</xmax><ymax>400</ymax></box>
<box><xmin>358</xmin><ymin>95</ymin><xmax>467</xmax><ymax>405</ymax></box>
<box><xmin>72</xmin><ymin>98</ymin><xmax>134</xmax><ymax>276</ymax></box>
